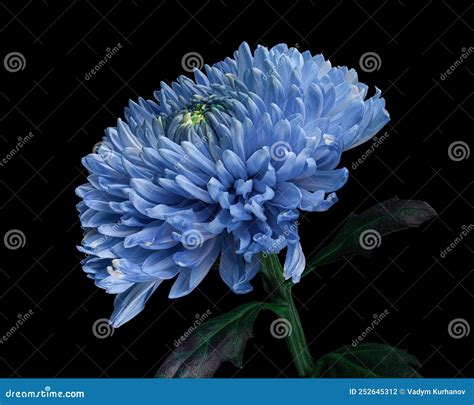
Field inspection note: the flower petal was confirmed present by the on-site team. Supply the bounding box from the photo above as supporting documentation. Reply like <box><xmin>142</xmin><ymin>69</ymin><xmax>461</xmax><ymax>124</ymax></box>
<box><xmin>110</xmin><ymin>281</ymin><xmax>161</xmax><ymax>327</ymax></box>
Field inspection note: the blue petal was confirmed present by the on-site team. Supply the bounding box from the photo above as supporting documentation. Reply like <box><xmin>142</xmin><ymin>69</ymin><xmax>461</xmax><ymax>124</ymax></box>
<box><xmin>173</xmin><ymin>238</ymin><xmax>219</xmax><ymax>268</ymax></box>
<box><xmin>296</xmin><ymin>168</ymin><xmax>349</xmax><ymax>192</ymax></box>
<box><xmin>222</xmin><ymin>150</ymin><xmax>248</xmax><ymax>180</ymax></box>
<box><xmin>219</xmin><ymin>239</ymin><xmax>259</xmax><ymax>294</ymax></box>
<box><xmin>270</xmin><ymin>182</ymin><xmax>302</xmax><ymax>209</ymax></box>
<box><xmin>283</xmin><ymin>240</ymin><xmax>306</xmax><ymax>283</ymax></box>
<box><xmin>298</xmin><ymin>189</ymin><xmax>338</xmax><ymax>212</ymax></box>
<box><xmin>142</xmin><ymin>250</ymin><xmax>179</xmax><ymax>279</ymax></box>
<box><xmin>124</xmin><ymin>221</ymin><xmax>178</xmax><ymax>249</ymax></box>
<box><xmin>110</xmin><ymin>281</ymin><xmax>161</xmax><ymax>327</ymax></box>
<box><xmin>168</xmin><ymin>236</ymin><xmax>223</xmax><ymax>298</ymax></box>
<box><xmin>305</xmin><ymin>83</ymin><xmax>323</xmax><ymax>119</ymax></box>
<box><xmin>246</xmin><ymin>148</ymin><xmax>270</xmax><ymax>176</ymax></box>
<box><xmin>175</xmin><ymin>175</ymin><xmax>214</xmax><ymax>204</ymax></box>
<box><xmin>130</xmin><ymin>178</ymin><xmax>182</xmax><ymax>205</ymax></box>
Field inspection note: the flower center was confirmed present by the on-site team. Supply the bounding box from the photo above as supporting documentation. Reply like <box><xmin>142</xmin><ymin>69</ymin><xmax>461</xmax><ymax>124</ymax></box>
<box><xmin>182</xmin><ymin>95</ymin><xmax>229</xmax><ymax>127</ymax></box>
<box><xmin>164</xmin><ymin>95</ymin><xmax>232</xmax><ymax>148</ymax></box>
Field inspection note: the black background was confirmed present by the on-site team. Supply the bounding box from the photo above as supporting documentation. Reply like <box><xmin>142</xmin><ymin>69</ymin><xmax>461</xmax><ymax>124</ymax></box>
<box><xmin>0</xmin><ymin>0</ymin><xmax>472</xmax><ymax>378</ymax></box>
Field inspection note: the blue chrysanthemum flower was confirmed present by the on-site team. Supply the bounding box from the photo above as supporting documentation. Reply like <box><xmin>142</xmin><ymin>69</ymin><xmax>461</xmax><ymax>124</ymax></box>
<box><xmin>76</xmin><ymin>43</ymin><xmax>389</xmax><ymax>327</ymax></box>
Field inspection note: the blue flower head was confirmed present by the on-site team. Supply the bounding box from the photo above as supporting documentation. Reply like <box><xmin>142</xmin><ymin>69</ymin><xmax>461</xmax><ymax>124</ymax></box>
<box><xmin>76</xmin><ymin>43</ymin><xmax>389</xmax><ymax>327</ymax></box>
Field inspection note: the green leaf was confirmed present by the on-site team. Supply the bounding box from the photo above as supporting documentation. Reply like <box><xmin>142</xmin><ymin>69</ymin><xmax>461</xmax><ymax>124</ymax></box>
<box><xmin>312</xmin><ymin>343</ymin><xmax>421</xmax><ymax>378</ymax></box>
<box><xmin>156</xmin><ymin>301</ymin><xmax>275</xmax><ymax>378</ymax></box>
<box><xmin>305</xmin><ymin>198</ymin><xmax>437</xmax><ymax>274</ymax></box>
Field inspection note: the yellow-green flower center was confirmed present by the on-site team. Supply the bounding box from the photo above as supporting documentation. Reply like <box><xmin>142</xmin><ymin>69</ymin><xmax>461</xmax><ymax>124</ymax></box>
<box><xmin>181</xmin><ymin>96</ymin><xmax>229</xmax><ymax>127</ymax></box>
<box><xmin>182</xmin><ymin>103</ymin><xmax>207</xmax><ymax>126</ymax></box>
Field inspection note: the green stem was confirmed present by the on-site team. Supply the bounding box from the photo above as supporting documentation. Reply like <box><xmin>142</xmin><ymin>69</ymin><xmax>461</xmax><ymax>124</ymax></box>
<box><xmin>261</xmin><ymin>254</ymin><xmax>314</xmax><ymax>377</ymax></box>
